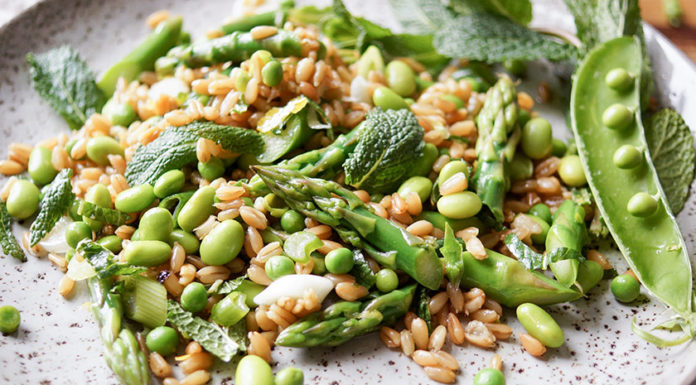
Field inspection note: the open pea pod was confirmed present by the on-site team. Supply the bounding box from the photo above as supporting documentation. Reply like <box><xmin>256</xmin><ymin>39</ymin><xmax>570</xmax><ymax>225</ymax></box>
<box><xmin>570</xmin><ymin>36</ymin><xmax>693</xmax><ymax>317</ymax></box>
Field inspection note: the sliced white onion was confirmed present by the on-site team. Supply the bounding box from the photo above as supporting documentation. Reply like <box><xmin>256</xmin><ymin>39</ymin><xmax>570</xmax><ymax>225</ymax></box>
<box><xmin>350</xmin><ymin>76</ymin><xmax>372</xmax><ymax>104</ymax></box>
<box><xmin>254</xmin><ymin>274</ymin><xmax>333</xmax><ymax>306</ymax></box>
<box><xmin>66</xmin><ymin>257</ymin><xmax>96</xmax><ymax>281</ymax></box>
<box><xmin>38</xmin><ymin>216</ymin><xmax>72</xmax><ymax>255</ymax></box>
<box><xmin>148</xmin><ymin>77</ymin><xmax>189</xmax><ymax>101</ymax></box>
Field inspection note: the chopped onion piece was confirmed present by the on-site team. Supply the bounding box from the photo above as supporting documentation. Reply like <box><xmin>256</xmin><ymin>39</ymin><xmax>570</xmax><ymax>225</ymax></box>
<box><xmin>254</xmin><ymin>274</ymin><xmax>333</xmax><ymax>306</ymax></box>
<box><xmin>39</xmin><ymin>216</ymin><xmax>72</xmax><ymax>255</ymax></box>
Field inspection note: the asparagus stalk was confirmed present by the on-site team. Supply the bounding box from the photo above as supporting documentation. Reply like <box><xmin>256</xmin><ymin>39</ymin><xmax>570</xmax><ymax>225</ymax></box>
<box><xmin>275</xmin><ymin>284</ymin><xmax>416</xmax><ymax>347</ymax></box>
<box><xmin>546</xmin><ymin>200</ymin><xmax>589</xmax><ymax>288</ymax></box>
<box><xmin>252</xmin><ymin>166</ymin><xmax>443</xmax><ymax>290</ymax></box>
<box><xmin>220</xmin><ymin>0</ymin><xmax>294</xmax><ymax>34</ymax></box>
<box><xmin>473</xmin><ymin>76</ymin><xmax>520</xmax><ymax>223</ymax></box>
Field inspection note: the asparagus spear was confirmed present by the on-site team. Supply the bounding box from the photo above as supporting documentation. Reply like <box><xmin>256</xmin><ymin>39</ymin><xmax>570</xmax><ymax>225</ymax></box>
<box><xmin>220</xmin><ymin>0</ymin><xmax>294</xmax><ymax>34</ymax></box>
<box><xmin>252</xmin><ymin>166</ymin><xmax>443</xmax><ymax>290</ymax></box>
<box><xmin>275</xmin><ymin>284</ymin><xmax>416</xmax><ymax>347</ymax></box>
<box><xmin>473</xmin><ymin>76</ymin><xmax>521</xmax><ymax>223</ymax></box>
<box><xmin>546</xmin><ymin>200</ymin><xmax>589</xmax><ymax>287</ymax></box>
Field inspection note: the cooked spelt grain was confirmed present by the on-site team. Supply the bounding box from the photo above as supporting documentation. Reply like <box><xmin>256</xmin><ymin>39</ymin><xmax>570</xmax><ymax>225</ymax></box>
<box><xmin>380</xmin><ymin>326</ymin><xmax>401</xmax><ymax>348</ymax></box>
<box><xmin>149</xmin><ymin>352</ymin><xmax>172</xmax><ymax>378</ymax></box>
<box><xmin>424</xmin><ymin>366</ymin><xmax>456</xmax><ymax>384</ymax></box>
<box><xmin>58</xmin><ymin>275</ymin><xmax>75</xmax><ymax>297</ymax></box>
<box><xmin>520</xmin><ymin>333</ymin><xmax>546</xmax><ymax>356</ymax></box>
<box><xmin>411</xmin><ymin>318</ymin><xmax>429</xmax><ymax>350</ymax></box>
<box><xmin>485</xmin><ymin>323</ymin><xmax>513</xmax><ymax>340</ymax></box>
<box><xmin>446</xmin><ymin>313</ymin><xmax>465</xmax><ymax>345</ymax></box>
<box><xmin>179</xmin><ymin>370</ymin><xmax>210</xmax><ymax>385</ymax></box>
<box><xmin>178</xmin><ymin>264</ymin><xmax>197</xmax><ymax>286</ymax></box>
<box><xmin>428</xmin><ymin>325</ymin><xmax>447</xmax><ymax>351</ymax></box>
<box><xmin>248</xmin><ymin>264</ymin><xmax>272</xmax><ymax>286</ymax></box>
<box><xmin>180</xmin><ymin>352</ymin><xmax>213</xmax><ymax>375</ymax></box>
<box><xmin>335</xmin><ymin>282</ymin><xmax>368</xmax><ymax>301</ymax></box>
<box><xmin>400</xmin><ymin>329</ymin><xmax>415</xmax><ymax>356</ymax></box>
<box><xmin>0</xmin><ymin>160</ymin><xmax>24</xmax><ymax>175</ymax></box>
<box><xmin>464</xmin><ymin>320</ymin><xmax>496</xmax><ymax>348</ymax></box>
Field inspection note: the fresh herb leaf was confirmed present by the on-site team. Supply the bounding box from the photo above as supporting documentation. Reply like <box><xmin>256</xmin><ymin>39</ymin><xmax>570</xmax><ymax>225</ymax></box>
<box><xmin>375</xmin><ymin>34</ymin><xmax>450</xmax><ymax>74</ymax></box>
<box><xmin>449</xmin><ymin>0</ymin><xmax>533</xmax><ymax>25</ymax></box>
<box><xmin>125</xmin><ymin>121</ymin><xmax>264</xmax><ymax>186</ymax></box>
<box><xmin>77</xmin><ymin>200</ymin><xmax>130</xmax><ymax>226</ymax></box>
<box><xmin>504</xmin><ymin>233</ymin><xmax>582</xmax><ymax>270</ymax></box>
<box><xmin>77</xmin><ymin>240</ymin><xmax>145</xmax><ymax>279</ymax></box>
<box><xmin>389</xmin><ymin>0</ymin><xmax>454</xmax><ymax>35</ymax></box>
<box><xmin>209</xmin><ymin>275</ymin><xmax>248</xmax><ymax>295</ymax></box>
<box><xmin>646</xmin><ymin>109</ymin><xmax>696</xmax><ymax>214</ymax></box>
<box><xmin>167</xmin><ymin>300</ymin><xmax>246</xmax><ymax>362</ymax></box>
<box><xmin>434</xmin><ymin>14</ymin><xmax>577</xmax><ymax>63</ymax></box>
<box><xmin>350</xmin><ymin>250</ymin><xmax>376</xmax><ymax>289</ymax></box>
<box><xmin>26</xmin><ymin>46</ymin><xmax>106</xmax><ymax>130</ymax></box>
<box><xmin>0</xmin><ymin>201</ymin><xmax>25</xmax><ymax>262</ymax></box>
<box><xmin>257</xmin><ymin>96</ymin><xmax>310</xmax><ymax>134</ymax></box>
<box><xmin>440</xmin><ymin>223</ymin><xmax>464</xmax><ymax>285</ymax></box>
<box><xmin>343</xmin><ymin>108</ymin><xmax>424</xmax><ymax>193</ymax></box>
<box><xmin>29</xmin><ymin>169</ymin><xmax>74</xmax><ymax>246</ymax></box>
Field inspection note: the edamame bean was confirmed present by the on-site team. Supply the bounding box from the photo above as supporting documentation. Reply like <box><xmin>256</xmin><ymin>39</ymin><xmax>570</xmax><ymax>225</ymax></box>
<box><xmin>575</xmin><ymin>260</ymin><xmax>603</xmax><ymax>294</ymax></box>
<box><xmin>439</xmin><ymin>94</ymin><xmax>465</xmax><ymax>109</ymax></box>
<box><xmin>181</xmin><ymin>282</ymin><xmax>208</xmax><ymax>313</ymax></box>
<box><xmin>522</xmin><ymin>118</ymin><xmax>553</xmax><ymax>159</ymax></box>
<box><xmin>153</xmin><ymin>170</ymin><xmax>185</xmax><ymax>198</ymax></box>
<box><xmin>602</xmin><ymin>103</ymin><xmax>633</xmax><ymax>130</ymax></box>
<box><xmin>376</xmin><ymin>268</ymin><xmax>399</xmax><ymax>292</ymax></box>
<box><xmin>611</xmin><ymin>274</ymin><xmax>640</xmax><ymax>303</ymax></box>
<box><xmin>115</xmin><ymin>184</ymin><xmax>156</xmax><ymax>213</ymax></box>
<box><xmin>438</xmin><ymin>160</ymin><xmax>469</xmax><ymax>187</ymax></box>
<box><xmin>509</xmin><ymin>152</ymin><xmax>533</xmax><ymax>182</ymax></box>
<box><xmin>437</xmin><ymin>191</ymin><xmax>482</xmax><ymax>219</ymax></box>
<box><xmin>236</xmin><ymin>355</ymin><xmax>274</xmax><ymax>385</ymax></box>
<box><xmin>198</xmin><ymin>157</ymin><xmax>225</xmax><ymax>181</ymax></box>
<box><xmin>516</xmin><ymin>303</ymin><xmax>564</xmax><ymax>348</ymax></box>
<box><xmin>275</xmin><ymin>367</ymin><xmax>304</xmax><ymax>385</ymax></box>
<box><xmin>97</xmin><ymin>235</ymin><xmax>123</xmax><ymax>253</ymax></box>
<box><xmin>627</xmin><ymin>192</ymin><xmax>658</xmax><ymax>217</ymax></box>
<box><xmin>386</xmin><ymin>60</ymin><xmax>416</xmax><ymax>96</ymax></box>
<box><xmin>0</xmin><ymin>305</ymin><xmax>20</xmax><ymax>334</ymax></box>
<box><xmin>473</xmin><ymin>368</ymin><xmax>505</xmax><ymax>385</ymax></box>
<box><xmin>261</xmin><ymin>60</ymin><xmax>283</xmax><ymax>87</ymax></box>
<box><xmin>65</xmin><ymin>221</ymin><xmax>92</xmax><ymax>248</ymax></box>
<box><xmin>265</xmin><ymin>255</ymin><xmax>295</xmax><ymax>280</ymax></box>
<box><xmin>528</xmin><ymin>203</ymin><xmax>552</xmax><ymax>224</ymax></box>
<box><xmin>372</xmin><ymin>86</ymin><xmax>408</xmax><ymax>110</ymax></box>
<box><xmin>28</xmin><ymin>146</ymin><xmax>57</xmax><ymax>185</ymax></box>
<box><xmin>528</xmin><ymin>215</ymin><xmax>550</xmax><ymax>245</ymax></box>
<box><xmin>169</xmin><ymin>229</ymin><xmax>200</xmax><ymax>254</ymax></box>
<box><xmin>357</xmin><ymin>45</ymin><xmax>384</xmax><ymax>78</ymax></box>
<box><xmin>6</xmin><ymin>180</ymin><xmax>40</xmax><ymax>219</ymax></box>
<box><xmin>145</xmin><ymin>326</ymin><xmax>178</xmax><ymax>356</ymax></box>
<box><xmin>211</xmin><ymin>291</ymin><xmax>249</xmax><ymax>327</ymax></box>
<box><xmin>84</xmin><ymin>183</ymin><xmax>112</xmax><ymax>231</ymax></box>
<box><xmin>551</xmin><ymin>138</ymin><xmax>567</xmax><ymax>157</ymax></box>
<box><xmin>177</xmin><ymin>186</ymin><xmax>216</xmax><ymax>232</ymax></box>
<box><xmin>131</xmin><ymin>229</ymin><xmax>140</xmax><ymax>241</ymax></box>
<box><xmin>613</xmin><ymin>144</ymin><xmax>642</xmax><ymax>169</ymax></box>
<box><xmin>605</xmin><ymin>68</ymin><xmax>634</xmax><ymax>91</ymax></box>
<box><xmin>397</xmin><ymin>176</ymin><xmax>433</xmax><ymax>203</ymax></box>
<box><xmin>123</xmin><ymin>240</ymin><xmax>172</xmax><ymax>266</ymax></box>
<box><xmin>325</xmin><ymin>248</ymin><xmax>354</xmax><ymax>274</ymax></box>
<box><xmin>139</xmin><ymin>207</ymin><xmax>174</xmax><ymax>242</ymax></box>
<box><xmin>558</xmin><ymin>155</ymin><xmax>587</xmax><ymax>187</ymax></box>
<box><xmin>410</xmin><ymin>143</ymin><xmax>438</xmax><ymax>177</ymax></box>
<box><xmin>86</xmin><ymin>136</ymin><xmax>124</xmax><ymax>166</ymax></box>
<box><xmin>281</xmin><ymin>210</ymin><xmax>305</xmax><ymax>233</ymax></box>
<box><xmin>102</xmin><ymin>99</ymin><xmax>137</xmax><ymax>127</ymax></box>
<box><xmin>200</xmin><ymin>219</ymin><xmax>244</xmax><ymax>265</ymax></box>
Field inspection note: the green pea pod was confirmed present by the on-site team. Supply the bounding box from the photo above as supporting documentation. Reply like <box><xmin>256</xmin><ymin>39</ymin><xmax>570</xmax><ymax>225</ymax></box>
<box><xmin>571</xmin><ymin>37</ymin><xmax>693</xmax><ymax>320</ymax></box>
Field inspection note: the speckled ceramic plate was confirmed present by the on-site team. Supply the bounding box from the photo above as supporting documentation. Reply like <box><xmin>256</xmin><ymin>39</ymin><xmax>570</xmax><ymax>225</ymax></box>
<box><xmin>1</xmin><ymin>0</ymin><xmax>696</xmax><ymax>384</ymax></box>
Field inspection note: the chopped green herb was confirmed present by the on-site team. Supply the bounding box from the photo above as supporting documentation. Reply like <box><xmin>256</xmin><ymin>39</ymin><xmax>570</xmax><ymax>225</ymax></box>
<box><xmin>0</xmin><ymin>201</ymin><xmax>25</xmax><ymax>262</ymax></box>
<box><xmin>29</xmin><ymin>169</ymin><xmax>74</xmax><ymax>246</ymax></box>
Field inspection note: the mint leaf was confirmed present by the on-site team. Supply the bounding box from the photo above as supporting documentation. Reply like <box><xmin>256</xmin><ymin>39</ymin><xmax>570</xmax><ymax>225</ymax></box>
<box><xmin>449</xmin><ymin>0</ymin><xmax>533</xmax><ymax>25</ymax></box>
<box><xmin>77</xmin><ymin>200</ymin><xmax>130</xmax><ymax>226</ymax></box>
<box><xmin>0</xmin><ymin>201</ymin><xmax>25</xmax><ymax>262</ymax></box>
<box><xmin>434</xmin><ymin>14</ymin><xmax>576</xmax><ymax>63</ymax></box>
<box><xmin>210</xmin><ymin>275</ymin><xmax>247</xmax><ymax>295</ymax></box>
<box><xmin>504</xmin><ymin>233</ymin><xmax>583</xmax><ymax>270</ymax></box>
<box><xmin>350</xmin><ymin>250</ymin><xmax>376</xmax><ymax>289</ymax></box>
<box><xmin>27</xmin><ymin>46</ymin><xmax>106</xmax><ymax>130</ymax></box>
<box><xmin>126</xmin><ymin>122</ymin><xmax>264</xmax><ymax>186</ymax></box>
<box><xmin>646</xmin><ymin>109</ymin><xmax>696</xmax><ymax>214</ymax></box>
<box><xmin>343</xmin><ymin>108</ymin><xmax>424</xmax><ymax>193</ymax></box>
<box><xmin>415</xmin><ymin>286</ymin><xmax>432</xmax><ymax>332</ymax></box>
<box><xmin>167</xmin><ymin>300</ymin><xmax>246</xmax><ymax>362</ymax></box>
<box><xmin>29</xmin><ymin>169</ymin><xmax>74</xmax><ymax>246</ymax></box>
<box><xmin>376</xmin><ymin>34</ymin><xmax>450</xmax><ymax>73</ymax></box>
<box><xmin>389</xmin><ymin>0</ymin><xmax>454</xmax><ymax>35</ymax></box>
<box><xmin>77</xmin><ymin>241</ymin><xmax>145</xmax><ymax>279</ymax></box>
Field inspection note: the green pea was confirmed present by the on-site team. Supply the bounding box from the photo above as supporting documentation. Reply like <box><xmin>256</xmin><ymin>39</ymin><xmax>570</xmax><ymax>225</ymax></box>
<box><xmin>627</xmin><ymin>192</ymin><xmax>658</xmax><ymax>217</ymax></box>
<box><xmin>181</xmin><ymin>282</ymin><xmax>208</xmax><ymax>313</ymax></box>
<box><xmin>386</xmin><ymin>60</ymin><xmax>416</xmax><ymax>97</ymax></box>
<box><xmin>261</xmin><ymin>60</ymin><xmax>283</xmax><ymax>87</ymax></box>
<box><xmin>522</xmin><ymin>118</ymin><xmax>553</xmax><ymax>159</ymax></box>
<box><xmin>123</xmin><ymin>240</ymin><xmax>172</xmax><ymax>266</ymax></box>
<box><xmin>311</xmin><ymin>255</ymin><xmax>327</xmax><ymax>275</ymax></box>
<box><xmin>550</xmin><ymin>259</ymin><xmax>579</xmax><ymax>288</ymax></box>
<box><xmin>372</xmin><ymin>86</ymin><xmax>409</xmax><ymax>110</ymax></box>
<box><xmin>177</xmin><ymin>186</ymin><xmax>216</xmax><ymax>232</ymax></box>
<box><xmin>28</xmin><ymin>146</ymin><xmax>57</xmax><ymax>185</ymax></box>
<box><xmin>575</xmin><ymin>260</ymin><xmax>604</xmax><ymax>294</ymax></box>
<box><xmin>281</xmin><ymin>210</ymin><xmax>305</xmax><ymax>233</ymax></box>
<box><xmin>145</xmin><ymin>326</ymin><xmax>178</xmax><ymax>356</ymax></box>
<box><xmin>86</xmin><ymin>136</ymin><xmax>125</xmax><ymax>166</ymax></box>
<box><xmin>6</xmin><ymin>180</ymin><xmax>40</xmax><ymax>219</ymax></box>
<box><xmin>611</xmin><ymin>274</ymin><xmax>641</xmax><ymax>303</ymax></box>
<box><xmin>131</xmin><ymin>229</ymin><xmax>140</xmax><ymax>241</ymax></box>
<box><xmin>211</xmin><ymin>291</ymin><xmax>249</xmax><ymax>327</ymax></box>
<box><xmin>198</xmin><ymin>157</ymin><xmax>225</xmax><ymax>181</ymax></box>
<box><xmin>153</xmin><ymin>170</ymin><xmax>185</xmax><ymax>198</ymax></box>
<box><xmin>527</xmin><ymin>215</ymin><xmax>550</xmax><ymax>245</ymax></box>
<box><xmin>376</xmin><ymin>268</ymin><xmax>399</xmax><ymax>292</ymax></box>
<box><xmin>516</xmin><ymin>303</ymin><xmax>564</xmax><ymax>348</ymax></box>
<box><xmin>68</xmin><ymin>199</ymin><xmax>82</xmax><ymax>221</ymax></box>
<box><xmin>325</xmin><ymin>248</ymin><xmax>354</xmax><ymax>274</ymax></box>
<box><xmin>275</xmin><ymin>367</ymin><xmax>304</xmax><ymax>385</ymax></box>
<box><xmin>440</xmin><ymin>94</ymin><xmax>465</xmax><ymax>109</ymax></box>
<box><xmin>200</xmin><ymin>219</ymin><xmax>244</xmax><ymax>265</ymax></box>
<box><xmin>102</xmin><ymin>99</ymin><xmax>137</xmax><ymax>127</ymax></box>
<box><xmin>115</xmin><ymin>184</ymin><xmax>156</xmax><ymax>213</ymax></box>
<box><xmin>265</xmin><ymin>255</ymin><xmax>296</xmax><ymax>280</ymax></box>
<box><xmin>234</xmin><ymin>69</ymin><xmax>251</xmax><ymax>93</ymax></box>
<box><xmin>613</xmin><ymin>145</ymin><xmax>642</xmax><ymax>169</ymax></box>
<box><xmin>528</xmin><ymin>203</ymin><xmax>552</xmax><ymax>224</ymax></box>
<box><xmin>357</xmin><ymin>45</ymin><xmax>385</xmax><ymax>79</ymax></box>
<box><xmin>437</xmin><ymin>191</ymin><xmax>482</xmax><ymax>219</ymax></box>
<box><xmin>508</xmin><ymin>152</ymin><xmax>533</xmax><ymax>182</ymax></box>
<box><xmin>0</xmin><ymin>305</ymin><xmax>20</xmax><ymax>334</ymax></box>
<box><xmin>404</xmin><ymin>97</ymin><xmax>415</xmax><ymax>106</ymax></box>
<box><xmin>236</xmin><ymin>355</ymin><xmax>274</xmax><ymax>385</ymax></box>
<box><xmin>251</xmin><ymin>50</ymin><xmax>273</xmax><ymax>67</ymax></box>
<box><xmin>517</xmin><ymin>109</ymin><xmax>531</xmax><ymax>128</ymax></box>
<box><xmin>605</xmin><ymin>68</ymin><xmax>634</xmax><ymax>91</ymax></box>
<box><xmin>397</xmin><ymin>176</ymin><xmax>433</xmax><ymax>203</ymax></box>
<box><xmin>139</xmin><ymin>207</ymin><xmax>174</xmax><ymax>242</ymax></box>
<box><xmin>551</xmin><ymin>138</ymin><xmax>567</xmax><ymax>157</ymax></box>
<box><xmin>503</xmin><ymin>59</ymin><xmax>526</xmax><ymax>76</ymax></box>
<box><xmin>97</xmin><ymin>235</ymin><xmax>123</xmax><ymax>253</ymax></box>
<box><xmin>169</xmin><ymin>229</ymin><xmax>200</xmax><ymax>254</ymax></box>
<box><xmin>438</xmin><ymin>160</ymin><xmax>469</xmax><ymax>187</ymax></box>
<box><xmin>410</xmin><ymin>143</ymin><xmax>438</xmax><ymax>177</ymax></box>
<box><xmin>65</xmin><ymin>221</ymin><xmax>92</xmax><ymax>248</ymax></box>
<box><xmin>473</xmin><ymin>368</ymin><xmax>505</xmax><ymax>385</ymax></box>
<box><xmin>558</xmin><ymin>155</ymin><xmax>587</xmax><ymax>187</ymax></box>
<box><xmin>602</xmin><ymin>103</ymin><xmax>634</xmax><ymax>130</ymax></box>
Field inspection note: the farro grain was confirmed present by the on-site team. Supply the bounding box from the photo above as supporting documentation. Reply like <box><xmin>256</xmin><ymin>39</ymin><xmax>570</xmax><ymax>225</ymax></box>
<box><xmin>449</xmin><ymin>120</ymin><xmax>476</xmax><ymax>136</ymax></box>
<box><xmin>400</xmin><ymin>329</ymin><xmax>415</xmax><ymax>356</ymax></box>
<box><xmin>255</xmin><ymin>307</ymin><xmax>277</xmax><ymax>330</ymax></box>
<box><xmin>411</xmin><ymin>318</ymin><xmax>429</xmax><ymax>350</ymax></box>
<box><xmin>317</xmin><ymin>240</ymin><xmax>343</xmax><ymax>255</ymax></box>
<box><xmin>435</xmin><ymin>351</ymin><xmax>459</xmax><ymax>371</ymax></box>
<box><xmin>335</xmin><ymin>282</ymin><xmax>368</xmax><ymax>301</ymax></box>
<box><xmin>208</xmin><ymin>78</ymin><xmax>235</xmax><ymax>95</ymax></box>
<box><xmin>587</xmin><ymin>249</ymin><xmax>612</xmax><ymax>270</ymax></box>
<box><xmin>49</xmin><ymin>253</ymin><xmax>68</xmax><ymax>272</ymax></box>
<box><xmin>181</xmin><ymin>352</ymin><xmax>213</xmax><ymax>375</ymax></box>
<box><xmin>194</xmin><ymin>216</ymin><xmax>219</xmax><ymax>240</ymax></box>
<box><xmin>179</xmin><ymin>264</ymin><xmax>197</xmax><ymax>286</ymax></box>
<box><xmin>192</xmin><ymin>79</ymin><xmax>212</xmax><ymax>95</ymax></box>
<box><xmin>240</xmin><ymin>206</ymin><xmax>268</xmax><ymax>230</ymax></box>
<box><xmin>248</xmin><ymin>264</ymin><xmax>272</xmax><ymax>286</ymax></box>
<box><xmin>170</xmin><ymin>243</ymin><xmax>186</xmax><ymax>273</ymax></box>
<box><xmin>146</xmin><ymin>10</ymin><xmax>170</xmax><ymax>28</ymax></box>
<box><xmin>250</xmin><ymin>25</ymin><xmax>278</xmax><ymax>40</ymax></box>
<box><xmin>306</xmin><ymin>224</ymin><xmax>332</xmax><ymax>239</ymax></box>
<box><xmin>536</xmin><ymin>176</ymin><xmax>561</xmax><ymax>195</ymax></box>
<box><xmin>446</xmin><ymin>313</ymin><xmax>465</xmax><ymax>345</ymax></box>
<box><xmin>149</xmin><ymin>352</ymin><xmax>172</xmax><ymax>378</ymax></box>
<box><xmin>163</xmin><ymin>273</ymin><xmax>184</xmax><ymax>297</ymax></box>
<box><xmin>424</xmin><ymin>367</ymin><xmax>456</xmax><ymax>384</ymax></box>
<box><xmin>432</xmin><ymin>155</ymin><xmax>451</xmax><ymax>173</ymax></box>
<box><xmin>294</xmin><ymin>259</ymin><xmax>314</xmax><ymax>275</ymax></box>
<box><xmin>412</xmin><ymin>350</ymin><xmax>439</xmax><ymax>367</ymax></box>
<box><xmin>471</xmin><ymin>309</ymin><xmax>500</xmax><ymax>323</ymax></box>
<box><xmin>0</xmin><ymin>160</ymin><xmax>24</xmax><ymax>175</ymax></box>
<box><xmin>403</xmin><ymin>312</ymin><xmax>417</xmax><ymax>330</ymax></box>
<box><xmin>464</xmin><ymin>292</ymin><xmax>486</xmax><ymax>315</ymax></box>
<box><xmin>535</xmin><ymin>156</ymin><xmax>561</xmax><ymax>178</ymax></box>
<box><xmin>58</xmin><ymin>275</ymin><xmax>75</xmax><ymax>297</ymax></box>
<box><xmin>196</xmin><ymin>266</ymin><xmax>230</xmax><ymax>284</ymax></box>
<box><xmin>0</xmin><ymin>177</ymin><xmax>18</xmax><ymax>202</ymax></box>
<box><xmin>185</xmin><ymin>341</ymin><xmax>202</xmax><ymax>355</ymax></box>
<box><xmin>428</xmin><ymin>292</ymin><xmax>449</xmax><ymax>315</ymax></box>
<box><xmin>380</xmin><ymin>327</ymin><xmax>401</xmax><ymax>348</ymax></box>
<box><xmin>163</xmin><ymin>378</ymin><xmax>180</xmax><ymax>385</ymax></box>
<box><xmin>407</xmin><ymin>220</ymin><xmax>434</xmax><ymax>237</ymax></box>
<box><xmin>490</xmin><ymin>354</ymin><xmax>503</xmax><ymax>370</ymax></box>
<box><xmin>180</xmin><ymin>370</ymin><xmax>210</xmax><ymax>385</ymax></box>
<box><xmin>464</xmin><ymin>320</ymin><xmax>496</xmax><ymax>348</ymax></box>
<box><xmin>446</xmin><ymin>282</ymin><xmax>464</xmax><ymax>314</ymax></box>
<box><xmin>520</xmin><ymin>333</ymin><xmax>546</xmax><ymax>356</ymax></box>
<box><xmin>324</xmin><ymin>273</ymin><xmax>355</xmax><ymax>286</ymax></box>
<box><xmin>485</xmin><ymin>323</ymin><xmax>513</xmax><ymax>340</ymax></box>
<box><xmin>115</xmin><ymin>225</ymin><xmax>136</xmax><ymax>240</ymax></box>
<box><xmin>439</xmin><ymin>172</ymin><xmax>468</xmax><ymax>196</ymax></box>
<box><xmin>428</xmin><ymin>325</ymin><xmax>447</xmax><ymax>351</ymax></box>
<box><xmin>483</xmin><ymin>299</ymin><xmax>503</xmax><ymax>316</ymax></box>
